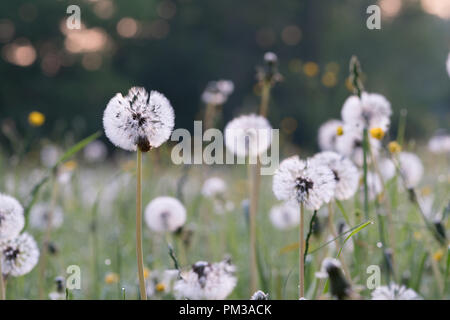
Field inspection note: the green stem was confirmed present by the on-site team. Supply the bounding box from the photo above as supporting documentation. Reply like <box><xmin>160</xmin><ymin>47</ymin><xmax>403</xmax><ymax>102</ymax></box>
<box><xmin>136</xmin><ymin>149</ymin><xmax>147</xmax><ymax>300</ymax></box>
<box><xmin>299</xmin><ymin>202</ymin><xmax>305</xmax><ymax>299</ymax></box>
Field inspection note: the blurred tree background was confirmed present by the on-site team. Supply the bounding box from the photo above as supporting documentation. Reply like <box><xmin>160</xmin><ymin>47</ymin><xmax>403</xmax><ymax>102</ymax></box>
<box><xmin>0</xmin><ymin>0</ymin><xmax>449</xmax><ymax>153</ymax></box>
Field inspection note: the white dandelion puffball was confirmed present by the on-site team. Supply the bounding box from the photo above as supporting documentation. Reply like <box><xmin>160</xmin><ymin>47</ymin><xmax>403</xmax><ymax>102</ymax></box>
<box><xmin>84</xmin><ymin>140</ymin><xmax>107</xmax><ymax>163</ymax></box>
<box><xmin>145</xmin><ymin>196</ymin><xmax>186</xmax><ymax>232</ymax></box>
<box><xmin>366</xmin><ymin>171</ymin><xmax>383</xmax><ymax>201</ymax></box>
<box><xmin>341</xmin><ymin>92</ymin><xmax>392</xmax><ymax>132</ymax></box>
<box><xmin>201</xmin><ymin>80</ymin><xmax>234</xmax><ymax>105</ymax></box>
<box><xmin>269</xmin><ymin>202</ymin><xmax>299</xmax><ymax>230</ymax></box>
<box><xmin>0</xmin><ymin>232</ymin><xmax>40</xmax><ymax>277</ymax></box>
<box><xmin>201</xmin><ymin>177</ymin><xmax>227</xmax><ymax>198</ymax></box>
<box><xmin>397</xmin><ymin>152</ymin><xmax>424</xmax><ymax>189</ymax></box>
<box><xmin>428</xmin><ymin>133</ymin><xmax>450</xmax><ymax>154</ymax></box>
<box><xmin>315</xmin><ymin>257</ymin><xmax>341</xmax><ymax>279</ymax></box>
<box><xmin>318</xmin><ymin>119</ymin><xmax>342</xmax><ymax>151</ymax></box>
<box><xmin>0</xmin><ymin>194</ymin><xmax>25</xmax><ymax>241</ymax></box>
<box><xmin>312</xmin><ymin>151</ymin><xmax>359</xmax><ymax>201</ymax></box>
<box><xmin>40</xmin><ymin>144</ymin><xmax>61</xmax><ymax>168</ymax></box>
<box><xmin>272</xmin><ymin>156</ymin><xmax>336</xmax><ymax>210</ymax></box>
<box><xmin>371</xmin><ymin>283</ymin><xmax>422</xmax><ymax>300</ymax></box>
<box><xmin>335</xmin><ymin>126</ymin><xmax>380</xmax><ymax>167</ymax></box>
<box><xmin>174</xmin><ymin>259</ymin><xmax>237</xmax><ymax>300</ymax></box>
<box><xmin>378</xmin><ymin>157</ymin><xmax>396</xmax><ymax>182</ymax></box>
<box><xmin>251</xmin><ymin>290</ymin><xmax>269</xmax><ymax>300</ymax></box>
<box><xmin>103</xmin><ymin>87</ymin><xmax>175</xmax><ymax>152</ymax></box>
<box><xmin>225</xmin><ymin>114</ymin><xmax>272</xmax><ymax>159</ymax></box>
<box><xmin>29</xmin><ymin>203</ymin><xmax>64</xmax><ymax>231</ymax></box>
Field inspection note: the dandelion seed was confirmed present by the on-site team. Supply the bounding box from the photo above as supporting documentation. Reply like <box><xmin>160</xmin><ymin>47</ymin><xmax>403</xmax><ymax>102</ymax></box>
<box><xmin>397</xmin><ymin>152</ymin><xmax>424</xmax><ymax>189</ymax></box>
<box><xmin>144</xmin><ymin>196</ymin><xmax>186</xmax><ymax>232</ymax></box>
<box><xmin>317</xmin><ymin>119</ymin><xmax>343</xmax><ymax>151</ymax></box>
<box><xmin>272</xmin><ymin>156</ymin><xmax>336</xmax><ymax>210</ymax></box>
<box><xmin>174</xmin><ymin>259</ymin><xmax>237</xmax><ymax>300</ymax></box>
<box><xmin>224</xmin><ymin>114</ymin><xmax>272</xmax><ymax>159</ymax></box>
<box><xmin>28</xmin><ymin>111</ymin><xmax>45</xmax><ymax>127</ymax></box>
<box><xmin>0</xmin><ymin>193</ymin><xmax>25</xmax><ymax>241</ymax></box>
<box><xmin>371</xmin><ymin>283</ymin><xmax>422</xmax><ymax>300</ymax></box>
<box><xmin>312</xmin><ymin>151</ymin><xmax>359</xmax><ymax>201</ymax></box>
<box><xmin>29</xmin><ymin>203</ymin><xmax>64</xmax><ymax>231</ymax></box>
<box><xmin>0</xmin><ymin>232</ymin><xmax>39</xmax><ymax>277</ymax></box>
<box><xmin>103</xmin><ymin>87</ymin><xmax>175</xmax><ymax>152</ymax></box>
<box><xmin>341</xmin><ymin>92</ymin><xmax>392</xmax><ymax>132</ymax></box>
<box><xmin>269</xmin><ymin>202</ymin><xmax>299</xmax><ymax>230</ymax></box>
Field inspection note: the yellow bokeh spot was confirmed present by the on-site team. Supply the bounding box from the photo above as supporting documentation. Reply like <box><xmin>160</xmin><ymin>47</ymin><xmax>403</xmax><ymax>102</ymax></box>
<box><xmin>370</xmin><ymin>127</ymin><xmax>385</xmax><ymax>140</ymax></box>
<box><xmin>63</xmin><ymin>160</ymin><xmax>77</xmax><ymax>171</ymax></box>
<box><xmin>413</xmin><ymin>231</ymin><xmax>422</xmax><ymax>240</ymax></box>
<box><xmin>143</xmin><ymin>267</ymin><xmax>150</xmax><ymax>280</ymax></box>
<box><xmin>388</xmin><ymin>141</ymin><xmax>402</xmax><ymax>153</ymax></box>
<box><xmin>345</xmin><ymin>77</ymin><xmax>354</xmax><ymax>92</ymax></box>
<box><xmin>336</xmin><ymin>126</ymin><xmax>344</xmax><ymax>136</ymax></box>
<box><xmin>421</xmin><ymin>186</ymin><xmax>432</xmax><ymax>197</ymax></box>
<box><xmin>28</xmin><ymin>111</ymin><xmax>45</xmax><ymax>127</ymax></box>
<box><xmin>155</xmin><ymin>283</ymin><xmax>166</xmax><ymax>292</ymax></box>
<box><xmin>321</xmin><ymin>71</ymin><xmax>337</xmax><ymax>87</ymax></box>
<box><xmin>104</xmin><ymin>272</ymin><xmax>119</xmax><ymax>284</ymax></box>
<box><xmin>303</xmin><ymin>62</ymin><xmax>319</xmax><ymax>77</ymax></box>
<box><xmin>433</xmin><ymin>249</ymin><xmax>444</xmax><ymax>262</ymax></box>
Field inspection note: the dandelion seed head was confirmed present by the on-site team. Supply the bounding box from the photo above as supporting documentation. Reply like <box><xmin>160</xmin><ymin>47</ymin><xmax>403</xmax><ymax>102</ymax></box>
<box><xmin>145</xmin><ymin>196</ymin><xmax>186</xmax><ymax>232</ymax></box>
<box><xmin>201</xmin><ymin>80</ymin><xmax>234</xmax><ymax>105</ymax></box>
<box><xmin>371</xmin><ymin>283</ymin><xmax>422</xmax><ymax>300</ymax></box>
<box><xmin>224</xmin><ymin>114</ymin><xmax>272</xmax><ymax>158</ymax></box>
<box><xmin>398</xmin><ymin>152</ymin><xmax>423</xmax><ymax>188</ymax></box>
<box><xmin>365</xmin><ymin>171</ymin><xmax>383</xmax><ymax>201</ymax></box>
<box><xmin>315</xmin><ymin>257</ymin><xmax>341</xmax><ymax>279</ymax></box>
<box><xmin>428</xmin><ymin>133</ymin><xmax>450</xmax><ymax>154</ymax></box>
<box><xmin>103</xmin><ymin>87</ymin><xmax>175</xmax><ymax>152</ymax></box>
<box><xmin>341</xmin><ymin>92</ymin><xmax>391</xmax><ymax>132</ymax></box>
<box><xmin>0</xmin><ymin>193</ymin><xmax>25</xmax><ymax>241</ymax></box>
<box><xmin>335</xmin><ymin>126</ymin><xmax>380</xmax><ymax>166</ymax></box>
<box><xmin>312</xmin><ymin>151</ymin><xmax>359</xmax><ymax>200</ymax></box>
<box><xmin>264</xmin><ymin>52</ymin><xmax>277</xmax><ymax>64</ymax></box>
<box><xmin>318</xmin><ymin>119</ymin><xmax>343</xmax><ymax>151</ymax></box>
<box><xmin>378</xmin><ymin>157</ymin><xmax>396</xmax><ymax>182</ymax></box>
<box><xmin>174</xmin><ymin>259</ymin><xmax>237</xmax><ymax>300</ymax></box>
<box><xmin>269</xmin><ymin>201</ymin><xmax>299</xmax><ymax>230</ymax></box>
<box><xmin>147</xmin><ymin>269</ymin><xmax>179</xmax><ymax>297</ymax></box>
<box><xmin>0</xmin><ymin>232</ymin><xmax>39</xmax><ymax>277</ymax></box>
<box><xmin>29</xmin><ymin>203</ymin><xmax>64</xmax><ymax>231</ymax></box>
<box><xmin>201</xmin><ymin>177</ymin><xmax>227</xmax><ymax>198</ymax></box>
<box><xmin>272</xmin><ymin>156</ymin><xmax>336</xmax><ymax>210</ymax></box>
<box><xmin>251</xmin><ymin>290</ymin><xmax>269</xmax><ymax>300</ymax></box>
<box><xmin>84</xmin><ymin>140</ymin><xmax>107</xmax><ymax>163</ymax></box>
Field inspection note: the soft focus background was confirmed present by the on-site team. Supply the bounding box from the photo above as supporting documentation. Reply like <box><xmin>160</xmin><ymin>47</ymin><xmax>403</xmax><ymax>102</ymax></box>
<box><xmin>0</xmin><ymin>0</ymin><xmax>449</xmax><ymax>152</ymax></box>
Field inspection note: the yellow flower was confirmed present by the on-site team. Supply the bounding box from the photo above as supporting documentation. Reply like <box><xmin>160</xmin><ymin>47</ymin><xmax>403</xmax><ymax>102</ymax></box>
<box><xmin>421</xmin><ymin>186</ymin><xmax>432</xmax><ymax>197</ymax></box>
<box><xmin>336</xmin><ymin>125</ymin><xmax>344</xmax><ymax>136</ymax></box>
<box><xmin>413</xmin><ymin>232</ymin><xmax>422</xmax><ymax>240</ymax></box>
<box><xmin>28</xmin><ymin>111</ymin><xmax>45</xmax><ymax>127</ymax></box>
<box><xmin>388</xmin><ymin>141</ymin><xmax>402</xmax><ymax>153</ymax></box>
<box><xmin>433</xmin><ymin>249</ymin><xmax>444</xmax><ymax>262</ymax></box>
<box><xmin>370</xmin><ymin>127</ymin><xmax>385</xmax><ymax>140</ymax></box>
<box><xmin>155</xmin><ymin>283</ymin><xmax>166</xmax><ymax>292</ymax></box>
<box><xmin>143</xmin><ymin>267</ymin><xmax>150</xmax><ymax>280</ymax></box>
<box><xmin>104</xmin><ymin>272</ymin><xmax>119</xmax><ymax>284</ymax></box>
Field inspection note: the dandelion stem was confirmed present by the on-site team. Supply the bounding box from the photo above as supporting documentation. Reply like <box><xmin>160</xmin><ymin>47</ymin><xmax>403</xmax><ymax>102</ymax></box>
<box><xmin>0</xmin><ymin>262</ymin><xmax>5</xmax><ymax>300</ymax></box>
<box><xmin>259</xmin><ymin>82</ymin><xmax>271</xmax><ymax>118</ymax></box>
<box><xmin>136</xmin><ymin>149</ymin><xmax>147</xmax><ymax>300</ymax></box>
<box><xmin>247</xmin><ymin>162</ymin><xmax>258</xmax><ymax>294</ymax></box>
<box><xmin>362</xmin><ymin>127</ymin><xmax>369</xmax><ymax>220</ymax></box>
<box><xmin>299</xmin><ymin>202</ymin><xmax>305</xmax><ymax>299</ymax></box>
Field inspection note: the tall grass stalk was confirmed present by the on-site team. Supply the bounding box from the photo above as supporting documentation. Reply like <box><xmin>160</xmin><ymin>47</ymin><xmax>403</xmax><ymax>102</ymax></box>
<box><xmin>38</xmin><ymin>176</ymin><xmax>58</xmax><ymax>299</ymax></box>
<box><xmin>136</xmin><ymin>149</ymin><xmax>147</xmax><ymax>300</ymax></box>
<box><xmin>0</xmin><ymin>261</ymin><xmax>5</xmax><ymax>300</ymax></box>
